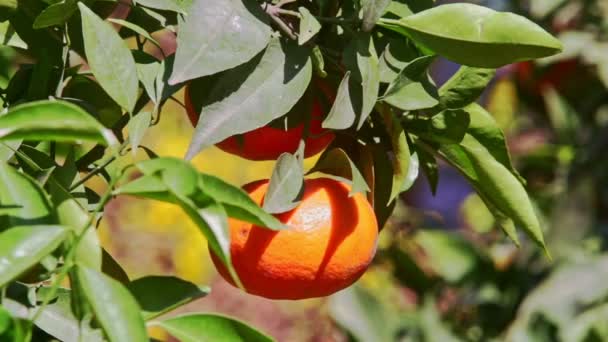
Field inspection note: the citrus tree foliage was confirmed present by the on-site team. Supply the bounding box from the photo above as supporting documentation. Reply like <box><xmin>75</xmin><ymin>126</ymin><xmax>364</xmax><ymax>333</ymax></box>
<box><xmin>0</xmin><ymin>0</ymin><xmax>561</xmax><ymax>340</ymax></box>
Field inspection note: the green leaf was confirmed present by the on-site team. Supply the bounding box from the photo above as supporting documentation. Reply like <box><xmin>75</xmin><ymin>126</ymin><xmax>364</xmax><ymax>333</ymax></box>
<box><xmin>74</xmin><ymin>265</ymin><xmax>147</xmax><ymax>342</ymax></box>
<box><xmin>309</xmin><ymin>147</ymin><xmax>370</xmax><ymax>196</ymax></box>
<box><xmin>0</xmin><ymin>21</ymin><xmax>27</xmax><ymax>49</ymax></box>
<box><xmin>379</xmin><ymin>3</ymin><xmax>562</xmax><ymax>67</ymax></box>
<box><xmin>349</xmin><ymin>34</ymin><xmax>380</xmax><ymax>129</ymax></box>
<box><xmin>169</xmin><ymin>0</ymin><xmax>271</xmax><ymax>84</ymax></box>
<box><xmin>465</xmin><ymin>103</ymin><xmax>521</xmax><ymax>180</ymax></box>
<box><xmin>0</xmin><ymin>225</ymin><xmax>68</xmax><ymax>287</ymax></box>
<box><xmin>49</xmin><ymin>182</ymin><xmax>102</xmax><ymax>270</ymax></box>
<box><xmin>440</xmin><ymin>135</ymin><xmax>546</xmax><ymax>251</ymax></box>
<box><xmin>127</xmin><ymin>276</ymin><xmax>209</xmax><ymax>320</ymax></box>
<box><xmin>127</xmin><ymin>111</ymin><xmax>152</xmax><ymax>157</ymax></box>
<box><xmin>323</xmin><ymin>35</ymin><xmax>379</xmax><ymax>130</ymax></box>
<box><xmin>156</xmin><ymin>314</ymin><xmax>274</xmax><ymax>342</ymax></box>
<box><xmin>0</xmin><ymin>100</ymin><xmax>119</xmax><ymax>147</ymax></box>
<box><xmin>401</xmin><ymin>151</ymin><xmax>419</xmax><ymax>192</ymax></box>
<box><xmin>185</xmin><ymin>38</ymin><xmax>311</xmax><ymax>159</ymax></box>
<box><xmin>362</xmin><ymin>0</ymin><xmax>391</xmax><ymax>32</ymax></box>
<box><xmin>118</xmin><ymin>158</ymin><xmax>285</xmax><ymax>230</ymax></box>
<box><xmin>383</xmin><ymin>55</ymin><xmax>438</xmax><ymax>111</ymax></box>
<box><xmin>298</xmin><ymin>7</ymin><xmax>321</xmax><ymax>45</ymax></box>
<box><xmin>198</xmin><ymin>174</ymin><xmax>286</xmax><ymax>230</ymax></box>
<box><xmin>79</xmin><ymin>3</ymin><xmax>139</xmax><ymax>112</ymax></box>
<box><xmin>31</xmin><ymin>288</ymin><xmax>105</xmax><ymax>342</ymax></box>
<box><xmin>33</xmin><ymin>0</ymin><xmax>77</xmax><ymax>28</ymax></box>
<box><xmin>322</xmin><ymin>72</ymin><xmax>355</xmax><ymax>129</ymax></box>
<box><xmin>263</xmin><ymin>151</ymin><xmax>304</xmax><ymax>214</ymax></box>
<box><xmin>405</xmin><ymin>109</ymin><xmax>470</xmax><ymax>145</ymax></box>
<box><xmin>108</xmin><ymin>19</ymin><xmax>161</xmax><ymax>50</ymax></box>
<box><xmin>383</xmin><ymin>112</ymin><xmax>411</xmax><ymax>202</ymax></box>
<box><xmin>0</xmin><ymin>163</ymin><xmax>54</xmax><ymax>226</ymax></box>
<box><xmin>133</xmin><ymin>51</ymin><xmax>162</xmax><ymax>106</ymax></box>
<box><xmin>438</xmin><ymin>66</ymin><xmax>496</xmax><ymax>109</ymax></box>
<box><xmin>134</xmin><ymin>0</ymin><xmax>191</xmax><ymax>13</ymax></box>
<box><xmin>378</xmin><ymin>39</ymin><xmax>417</xmax><ymax>83</ymax></box>
<box><xmin>172</xmin><ymin>196</ymin><xmax>242</xmax><ymax>288</ymax></box>
<box><xmin>383</xmin><ymin>1</ymin><xmax>414</xmax><ymax>18</ymax></box>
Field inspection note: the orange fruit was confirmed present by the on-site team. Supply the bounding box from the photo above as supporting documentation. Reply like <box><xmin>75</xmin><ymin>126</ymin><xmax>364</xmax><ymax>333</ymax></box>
<box><xmin>210</xmin><ymin>178</ymin><xmax>379</xmax><ymax>300</ymax></box>
<box><xmin>184</xmin><ymin>85</ymin><xmax>335</xmax><ymax>161</ymax></box>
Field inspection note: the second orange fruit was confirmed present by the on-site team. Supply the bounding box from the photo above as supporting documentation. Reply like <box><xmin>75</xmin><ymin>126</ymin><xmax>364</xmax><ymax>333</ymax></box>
<box><xmin>210</xmin><ymin>177</ymin><xmax>379</xmax><ymax>300</ymax></box>
<box><xmin>184</xmin><ymin>85</ymin><xmax>335</xmax><ymax>161</ymax></box>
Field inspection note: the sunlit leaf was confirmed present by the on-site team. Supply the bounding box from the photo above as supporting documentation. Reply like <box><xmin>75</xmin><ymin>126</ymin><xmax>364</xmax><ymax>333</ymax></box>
<box><xmin>156</xmin><ymin>314</ymin><xmax>274</xmax><ymax>342</ymax></box>
<box><xmin>185</xmin><ymin>39</ymin><xmax>311</xmax><ymax>159</ymax></box>
<box><xmin>79</xmin><ymin>3</ymin><xmax>138</xmax><ymax>112</ymax></box>
<box><xmin>169</xmin><ymin>0</ymin><xmax>271</xmax><ymax>83</ymax></box>
<box><xmin>74</xmin><ymin>265</ymin><xmax>147</xmax><ymax>342</ymax></box>
<box><xmin>0</xmin><ymin>225</ymin><xmax>68</xmax><ymax>287</ymax></box>
<box><xmin>379</xmin><ymin>3</ymin><xmax>562</xmax><ymax>67</ymax></box>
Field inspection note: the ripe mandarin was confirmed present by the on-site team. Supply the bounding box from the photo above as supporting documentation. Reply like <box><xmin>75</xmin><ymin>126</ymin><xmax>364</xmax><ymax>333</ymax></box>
<box><xmin>210</xmin><ymin>177</ymin><xmax>379</xmax><ymax>300</ymax></box>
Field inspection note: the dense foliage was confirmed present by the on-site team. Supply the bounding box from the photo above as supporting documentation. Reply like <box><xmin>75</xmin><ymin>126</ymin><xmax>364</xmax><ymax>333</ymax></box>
<box><xmin>3</xmin><ymin>0</ymin><xmax>603</xmax><ymax>340</ymax></box>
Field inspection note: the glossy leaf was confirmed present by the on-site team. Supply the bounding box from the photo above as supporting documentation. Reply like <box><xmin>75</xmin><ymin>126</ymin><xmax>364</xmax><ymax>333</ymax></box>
<box><xmin>198</xmin><ymin>174</ymin><xmax>286</xmax><ymax>230</ymax></box>
<box><xmin>263</xmin><ymin>151</ymin><xmax>304</xmax><ymax>214</ymax></box>
<box><xmin>79</xmin><ymin>3</ymin><xmax>139</xmax><ymax>112</ymax></box>
<box><xmin>380</xmin><ymin>3</ymin><xmax>562</xmax><ymax>67</ymax></box>
<box><xmin>322</xmin><ymin>72</ymin><xmax>355</xmax><ymax>129</ymax></box>
<box><xmin>186</xmin><ymin>39</ymin><xmax>311</xmax><ymax>159</ymax></box>
<box><xmin>173</xmin><ymin>193</ymin><xmax>241</xmax><ymax>287</ymax></box>
<box><xmin>0</xmin><ymin>163</ymin><xmax>54</xmax><ymax>226</ymax></box>
<box><xmin>0</xmin><ymin>225</ymin><xmax>68</xmax><ymax>287</ymax></box>
<box><xmin>349</xmin><ymin>34</ymin><xmax>380</xmax><ymax>129</ymax></box>
<box><xmin>127</xmin><ymin>276</ymin><xmax>209</xmax><ymax>320</ymax></box>
<box><xmin>440</xmin><ymin>135</ymin><xmax>546</xmax><ymax>251</ymax></box>
<box><xmin>382</xmin><ymin>55</ymin><xmax>438</xmax><ymax>111</ymax></box>
<box><xmin>298</xmin><ymin>7</ymin><xmax>321</xmax><ymax>45</ymax></box>
<box><xmin>33</xmin><ymin>0</ymin><xmax>77</xmax><ymax>29</ymax></box>
<box><xmin>49</xmin><ymin>183</ymin><xmax>102</xmax><ymax>270</ymax></box>
<box><xmin>74</xmin><ymin>265</ymin><xmax>148</xmax><ymax>342</ymax></box>
<box><xmin>169</xmin><ymin>0</ymin><xmax>271</xmax><ymax>83</ymax></box>
<box><xmin>465</xmin><ymin>103</ymin><xmax>522</xmax><ymax>180</ymax></box>
<box><xmin>438</xmin><ymin>66</ymin><xmax>496</xmax><ymax>109</ymax></box>
<box><xmin>0</xmin><ymin>100</ymin><xmax>118</xmax><ymax>147</ymax></box>
<box><xmin>157</xmin><ymin>314</ymin><xmax>274</xmax><ymax>342</ymax></box>
<box><xmin>127</xmin><ymin>111</ymin><xmax>152</xmax><ymax>157</ymax></box>
<box><xmin>118</xmin><ymin>158</ymin><xmax>285</xmax><ymax>230</ymax></box>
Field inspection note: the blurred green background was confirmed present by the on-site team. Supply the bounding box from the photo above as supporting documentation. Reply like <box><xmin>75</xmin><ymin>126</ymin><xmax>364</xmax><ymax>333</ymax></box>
<box><xmin>4</xmin><ymin>0</ymin><xmax>605</xmax><ymax>341</ymax></box>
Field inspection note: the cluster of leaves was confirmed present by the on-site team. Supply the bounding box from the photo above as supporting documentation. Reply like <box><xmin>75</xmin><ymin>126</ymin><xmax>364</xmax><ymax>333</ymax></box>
<box><xmin>0</xmin><ymin>0</ymin><xmax>563</xmax><ymax>340</ymax></box>
<box><xmin>328</xmin><ymin>1</ymin><xmax>608</xmax><ymax>341</ymax></box>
